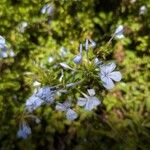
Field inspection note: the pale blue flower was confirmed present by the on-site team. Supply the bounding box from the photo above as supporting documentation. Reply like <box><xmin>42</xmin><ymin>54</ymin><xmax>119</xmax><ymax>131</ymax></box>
<box><xmin>66</xmin><ymin>109</ymin><xmax>78</xmax><ymax>121</ymax></box>
<box><xmin>25</xmin><ymin>86</ymin><xmax>55</xmax><ymax>112</ymax></box>
<box><xmin>17</xmin><ymin>122</ymin><xmax>31</xmax><ymax>139</ymax></box>
<box><xmin>73</xmin><ymin>54</ymin><xmax>82</xmax><ymax>64</ymax></box>
<box><xmin>73</xmin><ymin>44</ymin><xmax>82</xmax><ymax>64</ymax></box>
<box><xmin>25</xmin><ymin>94</ymin><xmax>43</xmax><ymax>112</ymax></box>
<box><xmin>84</xmin><ymin>39</ymin><xmax>96</xmax><ymax>51</ymax></box>
<box><xmin>89</xmin><ymin>39</ymin><xmax>96</xmax><ymax>48</ymax></box>
<box><xmin>0</xmin><ymin>35</ymin><xmax>7</xmax><ymax>52</ymax></box>
<box><xmin>77</xmin><ymin>89</ymin><xmax>101</xmax><ymax>111</ymax></box>
<box><xmin>100</xmin><ymin>62</ymin><xmax>122</xmax><ymax>90</ymax></box>
<box><xmin>0</xmin><ymin>51</ymin><xmax>8</xmax><ymax>58</ymax></box>
<box><xmin>85</xmin><ymin>39</ymin><xmax>89</xmax><ymax>51</ymax></box>
<box><xmin>41</xmin><ymin>4</ymin><xmax>54</xmax><ymax>15</ymax></box>
<box><xmin>114</xmin><ymin>25</ymin><xmax>124</xmax><ymax>39</ymax></box>
<box><xmin>94</xmin><ymin>58</ymin><xmax>103</xmax><ymax>66</ymax></box>
<box><xmin>0</xmin><ymin>44</ymin><xmax>6</xmax><ymax>50</ymax></box>
<box><xmin>55</xmin><ymin>101</ymin><xmax>71</xmax><ymax>111</ymax></box>
<box><xmin>35</xmin><ymin>86</ymin><xmax>55</xmax><ymax>104</ymax></box>
<box><xmin>60</xmin><ymin>62</ymin><xmax>74</xmax><ymax>70</ymax></box>
<box><xmin>55</xmin><ymin>101</ymin><xmax>78</xmax><ymax>120</ymax></box>
<box><xmin>0</xmin><ymin>35</ymin><xmax>5</xmax><ymax>46</ymax></box>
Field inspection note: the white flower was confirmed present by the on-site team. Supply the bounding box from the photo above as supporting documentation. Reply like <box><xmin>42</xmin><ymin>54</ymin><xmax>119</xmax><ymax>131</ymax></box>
<box><xmin>130</xmin><ymin>0</ymin><xmax>136</xmax><ymax>3</ymax></box>
<box><xmin>9</xmin><ymin>50</ymin><xmax>15</xmax><ymax>57</ymax></box>
<box><xmin>18</xmin><ymin>21</ymin><xmax>28</xmax><ymax>33</ymax></box>
<box><xmin>139</xmin><ymin>5</ymin><xmax>147</xmax><ymax>15</ymax></box>
<box><xmin>33</xmin><ymin>81</ymin><xmax>41</xmax><ymax>87</ymax></box>
<box><xmin>100</xmin><ymin>62</ymin><xmax>122</xmax><ymax>90</ymax></box>
<box><xmin>48</xmin><ymin>56</ymin><xmax>54</xmax><ymax>63</ymax></box>
<box><xmin>55</xmin><ymin>101</ymin><xmax>78</xmax><ymax>121</ymax></box>
<box><xmin>60</xmin><ymin>47</ymin><xmax>68</xmax><ymax>57</ymax></box>
<box><xmin>77</xmin><ymin>89</ymin><xmax>101</xmax><ymax>111</ymax></box>
<box><xmin>25</xmin><ymin>94</ymin><xmax>43</xmax><ymax>112</ymax></box>
<box><xmin>17</xmin><ymin>122</ymin><xmax>31</xmax><ymax>139</ymax></box>
<box><xmin>114</xmin><ymin>25</ymin><xmax>124</xmax><ymax>39</ymax></box>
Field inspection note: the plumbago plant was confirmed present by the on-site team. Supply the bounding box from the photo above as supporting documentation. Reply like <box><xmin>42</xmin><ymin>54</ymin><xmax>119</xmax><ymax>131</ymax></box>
<box><xmin>16</xmin><ymin>25</ymin><xmax>124</xmax><ymax>139</ymax></box>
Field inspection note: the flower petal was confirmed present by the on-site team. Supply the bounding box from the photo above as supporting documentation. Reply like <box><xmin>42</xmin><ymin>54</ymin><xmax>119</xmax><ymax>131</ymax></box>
<box><xmin>85</xmin><ymin>39</ymin><xmax>89</xmax><ymax>51</ymax></box>
<box><xmin>100</xmin><ymin>75</ymin><xmax>108</xmax><ymax>83</ymax></box>
<box><xmin>84</xmin><ymin>100</ymin><xmax>94</xmax><ymax>111</ymax></box>
<box><xmin>77</xmin><ymin>97</ymin><xmax>87</xmax><ymax>106</ymax></box>
<box><xmin>106</xmin><ymin>62</ymin><xmax>116</xmax><ymax>73</ymax></box>
<box><xmin>73</xmin><ymin>54</ymin><xmax>82</xmax><ymax>64</ymax></box>
<box><xmin>36</xmin><ymin>86</ymin><xmax>55</xmax><ymax>104</ymax></box>
<box><xmin>55</xmin><ymin>103</ymin><xmax>66</xmax><ymax>111</ymax></box>
<box><xmin>25</xmin><ymin>95</ymin><xmax>43</xmax><ymax>112</ymax></box>
<box><xmin>60</xmin><ymin>62</ymin><xmax>73</xmax><ymax>70</ymax></box>
<box><xmin>90</xmin><ymin>97</ymin><xmax>101</xmax><ymax>106</ymax></box>
<box><xmin>114</xmin><ymin>25</ymin><xmax>124</xmax><ymax>35</ymax></box>
<box><xmin>115</xmin><ymin>34</ymin><xmax>124</xmax><ymax>39</ymax></box>
<box><xmin>102</xmin><ymin>77</ymin><xmax>115</xmax><ymax>90</ymax></box>
<box><xmin>63</xmin><ymin>101</ymin><xmax>71</xmax><ymax>109</ymax></box>
<box><xmin>66</xmin><ymin>109</ymin><xmax>78</xmax><ymax>120</ymax></box>
<box><xmin>87</xmin><ymin>89</ymin><xmax>95</xmax><ymax>96</ymax></box>
<box><xmin>0</xmin><ymin>36</ymin><xmax>5</xmax><ymax>45</ymax></box>
<box><xmin>85</xmin><ymin>97</ymin><xmax>100</xmax><ymax>111</ymax></box>
<box><xmin>108</xmin><ymin>71</ymin><xmax>122</xmax><ymax>82</ymax></box>
<box><xmin>100</xmin><ymin>62</ymin><xmax>116</xmax><ymax>75</ymax></box>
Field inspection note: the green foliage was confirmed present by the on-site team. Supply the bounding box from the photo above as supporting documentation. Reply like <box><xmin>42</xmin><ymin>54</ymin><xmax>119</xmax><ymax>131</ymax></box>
<box><xmin>0</xmin><ymin>0</ymin><xmax>150</xmax><ymax>149</ymax></box>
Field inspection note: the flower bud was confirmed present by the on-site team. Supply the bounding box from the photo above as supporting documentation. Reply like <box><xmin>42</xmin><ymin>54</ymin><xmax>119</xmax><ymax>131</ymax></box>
<box><xmin>73</xmin><ymin>54</ymin><xmax>82</xmax><ymax>64</ymax></box>
<box><xmin>114</xmin><ymin>25</ymin><xmax>124</xmax><ymax>39</ymax></box>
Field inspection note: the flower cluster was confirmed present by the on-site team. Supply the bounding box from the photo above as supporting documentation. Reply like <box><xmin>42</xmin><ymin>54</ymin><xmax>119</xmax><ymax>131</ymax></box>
<box><xmin>25</xmin><ymin>86</ymin><xmax>56</xmax><ymax>112</ymax></box>
<box><xmin>18</xmin><ymin>25</ymin><xmax>123</xmax><ymax>139</ymax></box>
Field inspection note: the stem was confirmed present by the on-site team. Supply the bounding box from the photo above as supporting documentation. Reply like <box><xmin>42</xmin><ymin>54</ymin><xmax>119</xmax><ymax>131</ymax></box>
<box><xmin>107</xmin><ymin>33</ymin><xmax>115</xmax><ymax>45</ymax></box>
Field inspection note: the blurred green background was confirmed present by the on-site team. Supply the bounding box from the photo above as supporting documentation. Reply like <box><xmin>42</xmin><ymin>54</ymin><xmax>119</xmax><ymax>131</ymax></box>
<box><xmin>0</xmin><ymin>0</ymin><xmax>150</xmax><ymax>149</ymax></box>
